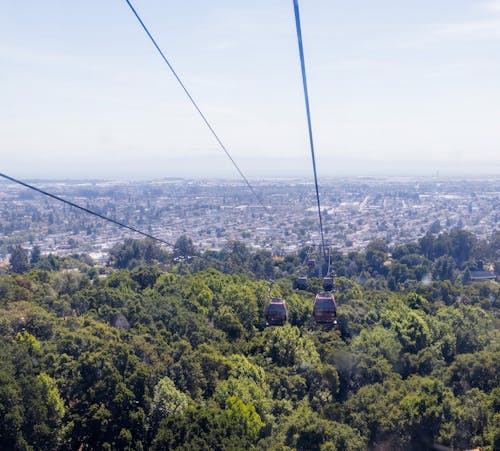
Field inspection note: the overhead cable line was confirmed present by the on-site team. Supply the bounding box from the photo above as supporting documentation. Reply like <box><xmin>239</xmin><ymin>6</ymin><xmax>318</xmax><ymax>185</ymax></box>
<box><xmin>123</xmin><ymin>0</ymin><xmax>265</xmax><ymax>209</ymax></box>
<box><xmin>0</xmin><ymin>172</ymin><xmax>258</xmax><ymax>274</ymax></box>
<box><xmin>292</xmin><ymin>0</ymin><xmax>327</xmax><ymax>263</ymax></box>
<box><xmin>0</xmin><ymin>172</ymin><xmax>175</xmax><ymax>248</ymax></box>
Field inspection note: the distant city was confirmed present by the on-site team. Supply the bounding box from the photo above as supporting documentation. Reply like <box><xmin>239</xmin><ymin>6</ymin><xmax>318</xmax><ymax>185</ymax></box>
<box><xmin>1</xmin><ymin>176</ymin><xmax>499</xmax><ymax>264</ymax></box>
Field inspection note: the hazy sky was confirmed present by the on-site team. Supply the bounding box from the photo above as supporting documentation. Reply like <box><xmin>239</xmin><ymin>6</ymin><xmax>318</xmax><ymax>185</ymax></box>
<box><xmin>1</xmin><ymin>0</ymin><xmax>499</xmax><ymax>180</ymax></box>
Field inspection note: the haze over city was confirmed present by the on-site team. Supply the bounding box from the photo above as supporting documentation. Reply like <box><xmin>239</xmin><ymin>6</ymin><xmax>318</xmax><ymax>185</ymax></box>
<box><xmin>2</xmin><ymin>0</ymin><xmax>500</xmax><ymax>180</ymax></box>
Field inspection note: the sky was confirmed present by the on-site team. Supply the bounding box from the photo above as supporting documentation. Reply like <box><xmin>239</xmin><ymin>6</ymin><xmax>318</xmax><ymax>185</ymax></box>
<box><xmin>1</xmin><ymin>0</ymin><xmax>499</xmax><ymax>180</ymax></box>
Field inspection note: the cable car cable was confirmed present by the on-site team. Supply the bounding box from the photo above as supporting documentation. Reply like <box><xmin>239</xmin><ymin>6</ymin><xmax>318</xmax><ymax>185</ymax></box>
<box><xmin>0</xmin><ymin>172</ymin><xmax>257</xmax><ymax>274</ymax></box>
<box><xmin>123</xmin><ymin>0</ymin><xmax>265</xmax><ymax>209</ymax></box>
<box><xmin>0</xmin><ymin>172</ymin><xmax>175</xmax><ymax>248</ymax></box>
<box><xmin>292</xmin><ymin>0</ymin><xmax>327</xmax><ymax>266</ymax></box>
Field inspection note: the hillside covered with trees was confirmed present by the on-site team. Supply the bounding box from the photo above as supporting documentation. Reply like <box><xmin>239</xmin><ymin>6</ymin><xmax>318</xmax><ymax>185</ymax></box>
<box><xmin>1</xmin><ymin>229</ymin><xmax>499</xmax><ymax>450</ymax></box>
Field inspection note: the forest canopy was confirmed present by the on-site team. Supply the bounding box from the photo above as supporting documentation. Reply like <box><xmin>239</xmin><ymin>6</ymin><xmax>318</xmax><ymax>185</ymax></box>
<box><xmin>0</xmin><ymin>229</ymin><xmax>498</xmax><ymax>450</ymax></box>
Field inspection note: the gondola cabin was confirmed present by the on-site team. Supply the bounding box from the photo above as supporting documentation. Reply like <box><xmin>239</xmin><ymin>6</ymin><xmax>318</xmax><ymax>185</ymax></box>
<box><xmin>307</xmin><ymin>258</ymin><xmax>316</xmax><ymax>270</ymax></box>
<box><xmin>312</xmin><ymin>291</ymin><xmax>337</xmax><ymax>326</ymax></box>
<box><xmin>323</xmin><ymin>276</ymin><xmax>334</xmax><ymax>292</ymax></box>
<box><xmin>295</xmin><ymin>276</ymin><xmax>308</xmax><ymax>290</ymax></box>
<box><xmin>265</xmin><ymin>298</ymin><xmax>288</xmax><ymax>326</ymax></box>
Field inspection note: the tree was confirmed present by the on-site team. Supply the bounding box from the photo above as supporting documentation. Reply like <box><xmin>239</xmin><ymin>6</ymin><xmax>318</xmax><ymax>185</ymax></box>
<box><xmin>220</xmin><ymin>240</ymin><xmax>252</xmax><ymax>273</ymax></box>
<box><xmin>221</xmin><ymin>283</ymin><xmax>258</xmax><ymax>332</ymax></box>
<box><xmin>9</xmin><ymin>245</ymin><xmax>29</xmax><ymax>274</ymax></box>
<box><xmin>434</xmin><ymin>233</ymin><xmax>452</xmax><ymax>259</ymax></box>
<box><xmin>445</xmin><ymin>351</ymin><xmax>499</xmax><ymax>395</ymax></box>
<box><xmin>131</xmin><ymin>264</ymin><xmax>162</xmax><ymax>289</ymax></box>
<box><xmin>111</xmin><ymin>239</ymin><xmax>167</xmax><ymax>269</ymax></box>
<box><xmin>213</xmin><ymin>306</ymin><xmax>245</xmax><ymax>340</ymax></box>
<box><xmin>450</xmin><ymin>229</ymin><xmax>476</xmax><ymax>267</ymax></box>
<box><xmin>429</xmin><ymin>220</ymin><xmax>441</xmax><ymax>234</ymax></box>
<box><xmin>406</xmin><ymin>291</ymin><xmax>430</xmax><ymax>312</ymax></box>
<box><xmin>399</xmin><ymin>377</ymin><xmax>452</xmax><ymax>448</ymax></box>
<box><xmin>149</xmin><ymin>376</ymin><xmax>189</xmax><ymax>431</ymax></box>
<box><xmin>152</xmin><ymin>402</ymin><xmax>261</xmax><ymax>450</ymax></box>
<box><xmin>350</xmin><ymin>326</ymin><xmax>402</xmax><ymax>366</ymax></box>
<box><xmin>25</xmin><ymin>373</ymin><xmax>66</xmax><ymax>449</ymax></box>
<box><xmin>264</xmin><ymin>324</ymin><xmax>319</xmax><ymax>368</ymax></box>
<box><xmin>330</xmin><ymin>350</ymin><xmax>396</xmax><ymax>399</ymax></box>
<box><xmin>419</xmin><ymin>232</ymin><xmax>435</xmax><ymax>259</ymax></box>
<box><xmin>387</xmin><ymin>262</ymin><xmax>411</xmax><ymax>290</ymax></box>
<box><xmin>173</xmin><ymin>235</ymin><xmax>196</xmax><ymax>259</ymax></box>
<box><xmin>440</xmin><ymin>388</ymin><xmax>492</xmax><ymax>450</ymax></box>
<box><xmin>251</xmin><ymin>250</ymin><xmax>275</xmax><ymax>278</ymax></box>
<box><xmin>223</xmin><ymin>396</ymin><xmax>264</xmax><ymax>441</ymax></box>
<box><xmin>343</xmin><ymin>379</ymin><xmax>406</xmax><ymax>448</ymax></box>
<box><xmin>30</xmin><ymin>245</ymin><xmax>41</xmax><ymax>265</ymax></box>
<box><xmin>0</xmin><ymin>367</ymin><xmax>23</xmax><ymax>449</ymax></box>
<box><xmin>213</xmin><ymin>355</ymin><xmax>271</xmax><ymax>421</ymax></box>
<box><xmin>272</xmin><ymin>402</ymin><xmax>366</xmax><ymax>451</ymax></box>
<box><xmin>302</xmin><ymin>363</ymin><xmax>339</xmax><ymax>407</ymax></box>
<box><xmin>365</xmin><ymin>242</ymin><xmax>389</xmax><ymax>277</ymax></box>
<box><xmin>433</xmin><ymin>256</ymin><xmax>456</xmax><ymax>281</ymax></box>
<box><xmin>394</xmin><ymin>310</ymin><xmax>431</xmax><ymax>354</ymax></box>
<box><xmin>437</xmin><ymin>304</ymin><xmax>492</xmax><ymax>354</ymax></box>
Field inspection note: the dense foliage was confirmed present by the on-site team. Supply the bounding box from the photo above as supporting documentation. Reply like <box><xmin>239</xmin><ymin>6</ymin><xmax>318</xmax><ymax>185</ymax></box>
<box><xmin>1</xmin><ymin>230</ymin><xmax>498</xmax><ymax>450</ymax></box>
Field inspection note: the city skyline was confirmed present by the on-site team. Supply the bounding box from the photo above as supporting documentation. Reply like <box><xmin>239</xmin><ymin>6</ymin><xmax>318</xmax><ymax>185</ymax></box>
<box><xmin>2</xmin><ymin>1</ymin><xmax>500</xmax><ymax>180</ymax></box>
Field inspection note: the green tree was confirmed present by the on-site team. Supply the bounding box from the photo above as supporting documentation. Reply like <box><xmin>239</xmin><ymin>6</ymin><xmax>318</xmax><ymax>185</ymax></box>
<box><xmin>0</xmin><ymin>366</ymin><xmax>23</xmax><ymax>449</ymax></box>
<box><xmin>350</xmin><ymin>326</ymin><xmax>402</xmax><ymax>366</ymax></box>
<box><xmin>21</xmin><ymin>373</ymin><xmax>66</xmax><ymax>449</ymax></box>
<box><xmin>152</xmin><ymin>402</ymin><xmax>261</xmax><ymax>450</ymax></box>
<box><xmin>365</xmin><ymin>241</ymin><xmax>389</xmax><ymax>277</ymax></box>
<box><xmin>440</xmin><ymin>388</ymin><xmax>492</xmax><ymax>450</ymax></box>
<box><xmin>382</xmin><ymin>309</ymin><xmax>431</xmax><ymax>354</ymax></box>
<box><xmin>450</xmin><ymin>229</ymin><xmax>476</xmax><ymax>267</ymax></box>
<box><xmin>264</xmin><ymin>324</ymin><xmax>320</xmax><ymax>368</ymax></box>
<box><xmin>400</xmin><ymin>376</ymin><xmax>454</xmax><ymax>448</ymax></box>
<box><xmin>344</xmin><ymin>379</ymin><xmax>407</xmax><ymax>448</ymax></box>
<box><xmin>213</xmin><ymin>355</ymin><xmax>271</xmax><ymax>421</ymax></box>
<box><xmin>445</xmin><ymin>351</ymin><xmax>499</xmax><ymax>395</ymax></box>
<box><xmin>433</xmin><ymin>255</ymin><xmax>456</xmax><ymax>281</ymax></box>
<box><xmin>30</xmin><ymin>245</ymin><xmax>41</xmax><ymax>265</ymax></box>
<box><xmin>221</xmin><ymin>282</ymin><xmax>258</xmax><ymax>332</ymax></box>
<box><xmin>173</xmin><ymin>235</ymin><xmax>196</xmax><ymax>259</ymax></box>
<box><xmin>149</xmin><ymin>376</ymin><xmax>189</xmax><ymax>434</ymax></box>
<box><xmin>9</xmin><ymin>245</ymin><xmax>30</xmax><ymax>274</ymax></box>
<box><xmin>224</xmin><ymin>396</ymin><xmax>264</xmax><ymax>441</ymax></box>
<box><xmin>271</xmin><ymin>402</ymin><xmax>366</xmax><ymax>451</ymax></box>
<box><xmin>406</xmin><ymin>291</ymin><xmax>430</xmax><ymax>312</ymax></box>
<box><xmin>387</xmin><ymin>262</ymin><xmax>411</xmax><ymax>290</ymax></box>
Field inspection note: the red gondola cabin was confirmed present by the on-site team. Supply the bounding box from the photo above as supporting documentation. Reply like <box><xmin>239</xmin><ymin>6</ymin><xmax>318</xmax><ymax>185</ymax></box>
<box><xmin>265</xmin><ymin>298</ymin><xmax>288</xmax><ymax>326</ymax></box>
<box><xmin>312</xmin><ymin>291</ymin><xmax>337</xmax><ymax>326</ymax></box>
